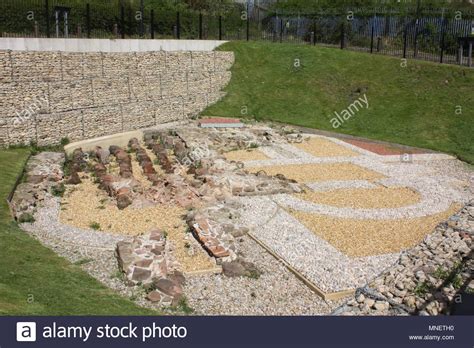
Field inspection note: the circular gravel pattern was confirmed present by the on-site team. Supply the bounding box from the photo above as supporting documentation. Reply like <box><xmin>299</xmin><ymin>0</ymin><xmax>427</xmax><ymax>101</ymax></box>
<box><xmin>294</xmin><ymin>137</ymin><xmax>359</xmax><ymax>157</ymax></box>
<box><xmin>247</xmin><ymin>163</ymin><xmax>385</xmax><ymax>183</ymax></box>
<box><xmin>223</xmin><ymin>149</ymin><xmax>269</xmax><ymax>162</ymax></box>
<box><xmin>296</xmin><ymin>186</ymin><xmax>422</xmax><ymax>209</ymax></box>
<box><xmin>291</xmin><ymin>203</ymin><xmax>461</xmax><ymax>257</ymax></box>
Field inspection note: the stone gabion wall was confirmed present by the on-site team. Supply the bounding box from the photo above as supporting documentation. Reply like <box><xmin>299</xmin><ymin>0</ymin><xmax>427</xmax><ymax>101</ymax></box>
<box><xmin>0</xmin><ymin>50</ymin><xmax>234</xmax><ymax>146</ymax></box>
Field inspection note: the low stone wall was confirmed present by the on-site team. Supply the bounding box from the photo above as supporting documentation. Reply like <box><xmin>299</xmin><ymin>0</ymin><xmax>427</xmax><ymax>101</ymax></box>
<box><xmin>0</xmin><ymin>50</ymin><xmax>234</xmax><ymax>146</ymax></box>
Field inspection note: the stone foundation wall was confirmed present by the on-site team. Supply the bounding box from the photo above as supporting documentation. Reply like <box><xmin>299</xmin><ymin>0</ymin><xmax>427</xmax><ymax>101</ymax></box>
<box><xmin>0</xmin><ymin>50</ymin><xmax>234</xmax><ymax>146</ymax></box>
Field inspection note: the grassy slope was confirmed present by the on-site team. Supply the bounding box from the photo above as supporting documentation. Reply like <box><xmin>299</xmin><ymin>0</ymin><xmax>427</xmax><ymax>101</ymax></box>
<box><xmin>0</xmin><ymin>149</ymin><xmax>155</xmax><ymax>315</ymax></box>
<box><xmin>206</xmin><ymin>41</ymin><xmax>474</xmax><ymax>163</ymax></box>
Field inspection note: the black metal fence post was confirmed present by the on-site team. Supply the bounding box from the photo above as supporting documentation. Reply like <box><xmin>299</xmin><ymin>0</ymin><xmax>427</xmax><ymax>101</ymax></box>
<box><xmin>176</xmin><ymin>11</ymin><xmax>180</xmax><ymax>39</ymax></box>
<box><xmin>120</xmin><ymin>5</ymin><xmax>125</xmax><ymax>39</ymax></box>
<box><xmin>439</xmin><ymin>18</ymin><xmax>446</xmax><ymax>63</ymax></box>
<box><xmin>199</xmin><ymin>12</ymin><xmax>203</xmax><ymax>39</ymax></box>
<box><xmin>128</xmin><ymin>7</ymin><xmax>132</xmax><ymax>37</ymax></box>
<box><xmin>45</xmin><ymin>0</ymin><xmax>50</xmax><ymax>38</ymax></box>
<box><xmin>340</xmin><ymin>20</ymin><xmax>345</xmax><ymax>49</ymax></box>
<box><xmin>280</xmin><ymin>18</ymin><xmax>283</xmax><ymax>43</ymax></box>
<box><xmin>218</xmin><ymin>15</ymin><xmax>222</xmax><ymax>40</ymax></box>
<box><xmin>246</xmin><ymin>2</ymin><xmax>250</xmax><ymax>41</ymax></box>
<box><xmin>86</xmin><ymin>3</ymin><xmax>91</xmax><ymax>39</ymax></box>
<box><xmin>370</xmin><ymin>22</ymin><xmax>375</xmax><ymax>53</ymax></box>
<box><xmin>312</xmin><ymin>18</ymin><xmax>316</xmax><ymax>45</ymax></box>
<box><xmin>413</xmin><ymin>19</ymin><xmax>419</xmax><ymax>58</ymax></box>
<box><xmin>403</xmin><ymin>25</ymin><xmax>408</xmax><ymax>58</ymax></box>
<box><xmin>176</xmin><ymin>11</ymin><xmax>181</xmax><ymax>40</ymax></box>
<box><xmin>139</xmin><ymin>0</ymin><xmax>144</xmax><ymax>37</ymax></box>
<box><xmin>150</xmin><ymin>9</ymin><xmax>155</xmax><ymax>39</ymax></box>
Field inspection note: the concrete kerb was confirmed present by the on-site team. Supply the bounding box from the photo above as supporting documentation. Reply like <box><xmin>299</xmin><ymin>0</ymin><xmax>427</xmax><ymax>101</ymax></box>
<box><xmin>64</xmin><ymin>121</ymin><xmax>186</xmax><ymax>155</ymax></box>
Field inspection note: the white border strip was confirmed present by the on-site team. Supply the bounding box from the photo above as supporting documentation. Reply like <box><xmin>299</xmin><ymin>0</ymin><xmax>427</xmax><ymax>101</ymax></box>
<box><xmin>0</xmin><ymin>38</ymin><xmax>228</xmax><ymax>52</ymax></box>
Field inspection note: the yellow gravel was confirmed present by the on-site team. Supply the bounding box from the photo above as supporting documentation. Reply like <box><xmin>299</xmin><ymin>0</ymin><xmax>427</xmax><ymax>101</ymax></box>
<box><xmin>296</xmin><ymin>186</ymin><xmax>422</xmax><ymax>209</ymax></box>
<box><xmin>224</xmin><ymin>148</ymin><xmax>269</xmax><ymax>161</ymax></box>
<box><xmin>143</xmin><ymin>146</ymin><xmax>166</xmax><ymax>176</ymax></box>
<box><xmin>294</xmin><ymin>137</ymin><xmax>359</xmax><ymax>157</ymax></box>
<box><xmin>59</xmin><ymin>178</ymin><xmax>215</xmax><ymax>272</ymax></box>
<box><xmin>107</xmin><ymin>157</ymin><xmax>120</xmax><ymax>176</ymax></box>
<box><xmin>290</xmin><ymin>204</ymin><xmax>461</xmax><ymax>257</ymax></box>
<box><xmin>248</xmin><ymin>163</ymin><xmax>385</xmax><ymax>183</ymax></box>
<box><xmin>131</xmin><ymin>154</ymin><xmax>152</xmax><ymax>188</ymax></box>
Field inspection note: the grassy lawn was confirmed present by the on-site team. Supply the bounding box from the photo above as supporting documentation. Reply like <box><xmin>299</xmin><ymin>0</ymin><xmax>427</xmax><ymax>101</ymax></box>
<box><xmin>206</xmin><ymin>41</ymin><xmax>474</xmax><ymax>164</ymax></box>
<box><xmin>0</xmin><ymin>148</ymin><xmax>156</xmax><ymax>315</ymax></box>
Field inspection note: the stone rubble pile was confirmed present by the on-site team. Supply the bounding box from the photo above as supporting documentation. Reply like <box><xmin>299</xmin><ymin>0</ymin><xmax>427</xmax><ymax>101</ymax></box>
<box><xmin>128</xmin><ymin>138</ymin><xmax>160</xmax><ymax>185</ymax></box>
<box><xmin>110</xmin><ymin>145</ymin><xmax>133</xmax><ymax>179</ymax></box>
<box><xmin>10</xmin><ymin>152</ymin><xmax>65</xmax><ymax>222</ymax></box>
<box><xmin>115</xmin><ymin>228</ymin><xmax>185</xmax><ymax>306</ymax></box>
<box><xmin>65</xmin><ymin>148</ymin><xmax>86</xmax><ymax>185</ymax></box>
<box><xmin>334</xmin><ymin>201</ymin><xmax>473</xmax><ymax>316</ymax></box>
<box><xmin>92</xmin><ymin>156</ymin><xmax>136</xmax><ymax>210</ymax></box>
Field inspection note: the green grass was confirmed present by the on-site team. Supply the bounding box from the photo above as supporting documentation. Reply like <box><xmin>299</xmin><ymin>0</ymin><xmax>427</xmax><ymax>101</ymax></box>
<box><xmin>0</xmin><ymin>148</ymin><xmax>156</xmax><ymax>315</ymax></box>
<box><xmin>206</xmin><ymin>41</ymin><xmax>474</xmax><ymax>163</ymax></box>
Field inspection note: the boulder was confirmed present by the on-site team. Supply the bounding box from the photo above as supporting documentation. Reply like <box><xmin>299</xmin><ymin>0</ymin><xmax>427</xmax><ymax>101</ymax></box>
<box><xmin>146</xmin><ymin>290</ymin><xmax>162</xmax><ymax>303</ymax></box>
<box><xmin>131</xmin><ymin>267</ymin><xmax>152</xmax><ymax>283</ymax></box>
<box><xmin>222</xmin><ymin>261</ymin><xmax>247</xmax><ymax>277</ymax></box>
<box><xmin>154</xmin><ymin>278</ymin><xmax>183</xmax><ymax>298</ymax></box>
<box><xmin>115</xmin><ymin>241</ymin><xmax>134</xmax><ymax>273</ymax></box>
<box><xmin>66</xmin><ymin>171</ymin><xmax>82</xmax><ymax>185</ymax></box>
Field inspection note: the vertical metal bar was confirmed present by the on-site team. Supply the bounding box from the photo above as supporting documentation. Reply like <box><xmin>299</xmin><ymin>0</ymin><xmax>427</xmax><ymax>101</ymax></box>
<box><xmin>128</xmin><ymin>7</ymin><xmax>132</xmax><ymax>37</ymax></box>
<box><xmin>86</xmin><ymin>3</ymin><xmax>91</xmax><ymax>38</ymax></box>
<box><xmin>120</xmin><ymin>5</ymin><xmax>125</xmax><ymax>39</ymax></box>
<box><xmin>64</xmin><ymin>12</ymin><xmax>68</xmax><ymax>38</ymax></box>
<box><xmin>340</xmin><ymin>19</ymin><xmax>345</xmax><ymax>49</ymax></box>
<box><xmin>440</xmin><ymin>18</ymin><xmax>446</xmax><ymax>63</ymax></box>
<box><xmin>312</xmin><ymin>18</ymin><xmax>316</xmax><ymax>45</ymax></box>
<box><xmin>468</xmin><ymin>42</ymin><xmax>472</xmax><ymax>68</ymax></box>
<box><xmin>280</xmin><ymin>18</ymin><xmax>283</xmax><ymax>43</ymax></box>
<box><xmin>413</xmin><ymin>18</ymin><xmax>419</xmax><ymax>58</ymax></box>
<box><xmin>55</xmin><ymin>11</ymin><xmax>59</xmax><ymax>38</ymax></box>
<box><xmin>151</xmin><ymin>9</ymin><xmax>155</xmax><ymax>39</ymax></box>
<box><xmin>140</xmin><ymin>0</ymin><xmax>144</xmax><ymax>37</ymax></box>
<box><xmin>176</xmin><ymin>11</ymin><xmax>180</xmax><ymax>39</ymax></box>
<box><xmin>370</xmin><ymin>21</ymin><xmax>375</xmax><ymax>53</ymax></box>
<box><xmin>219</xmin><ymin>15</ymin><xmax>222</xmax><ymax>40</ymax></box>
<box><xmin>199</xmin><ymin>12</ymin><xmax>203</xmax><ymax>39</ymax></box>
<box><xmin>403</xmin><ymin>24</ymin><xmax>407</xmax><ymax>58</ymax></box>
<box><xmin>45</xmin><ymin>0</ymin><xmax>50</xmax><ymax>38</ymax></box>
<box><xmin>459</xmin><ymin>42</ymin><xmax>463</xmax><ymax>66</ymax></box>
<box><xmin>246</xmin><ymin>1</ymin><xmax>250</xmax><ymax>41</ymax></box>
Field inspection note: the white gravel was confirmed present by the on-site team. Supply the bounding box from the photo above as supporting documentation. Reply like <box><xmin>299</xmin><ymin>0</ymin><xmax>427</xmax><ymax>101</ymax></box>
<box><xmin>185</xmin><ymin>233</ymin><xmax>344</xmax><ymax>315</ymax></box>
<box><xmin>236</xmin><ymin>196</ymin><xmax>400</xmax><ymax>293</ymax></box>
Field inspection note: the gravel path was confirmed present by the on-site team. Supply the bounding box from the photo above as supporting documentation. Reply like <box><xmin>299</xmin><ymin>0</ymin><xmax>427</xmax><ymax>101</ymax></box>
<box><xmin>236</xmin><ymin>196</ymin><xmax>400</xmax><ymax>292</ymax></box>
<box><xmin>185</xmin><ymin>233</ymin><xmax>344</xmax><ymax>315</ymax></box>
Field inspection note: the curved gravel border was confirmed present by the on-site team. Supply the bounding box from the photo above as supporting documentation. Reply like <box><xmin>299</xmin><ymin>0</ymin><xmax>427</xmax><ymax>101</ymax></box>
<box><xmin>236</xmin><ymin>196</ymin><xmax>400</xmax><ymax>292</ymax></box>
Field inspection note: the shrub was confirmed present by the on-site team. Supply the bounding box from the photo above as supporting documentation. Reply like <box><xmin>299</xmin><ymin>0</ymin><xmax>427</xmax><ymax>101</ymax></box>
<box><xmin>89</xmin><ymin>222</ymin><xmax>101</xmax><ymax>230</ymax></box>
<box><xmin>51</xmin><ymin>183</ymin><xmax>66</xmax><ymax>197</ymax></box>
<box><xmin>18</xmin><ymin>212</ymin><xmax>35</xmax><ymax>223</ymax></box>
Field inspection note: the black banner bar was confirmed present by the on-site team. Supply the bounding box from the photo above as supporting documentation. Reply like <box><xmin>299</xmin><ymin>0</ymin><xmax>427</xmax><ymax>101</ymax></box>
<box><xmin>2</xmin><ymin>316</ymin><xmax>473</xmax><ymax>348</ymax></box>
